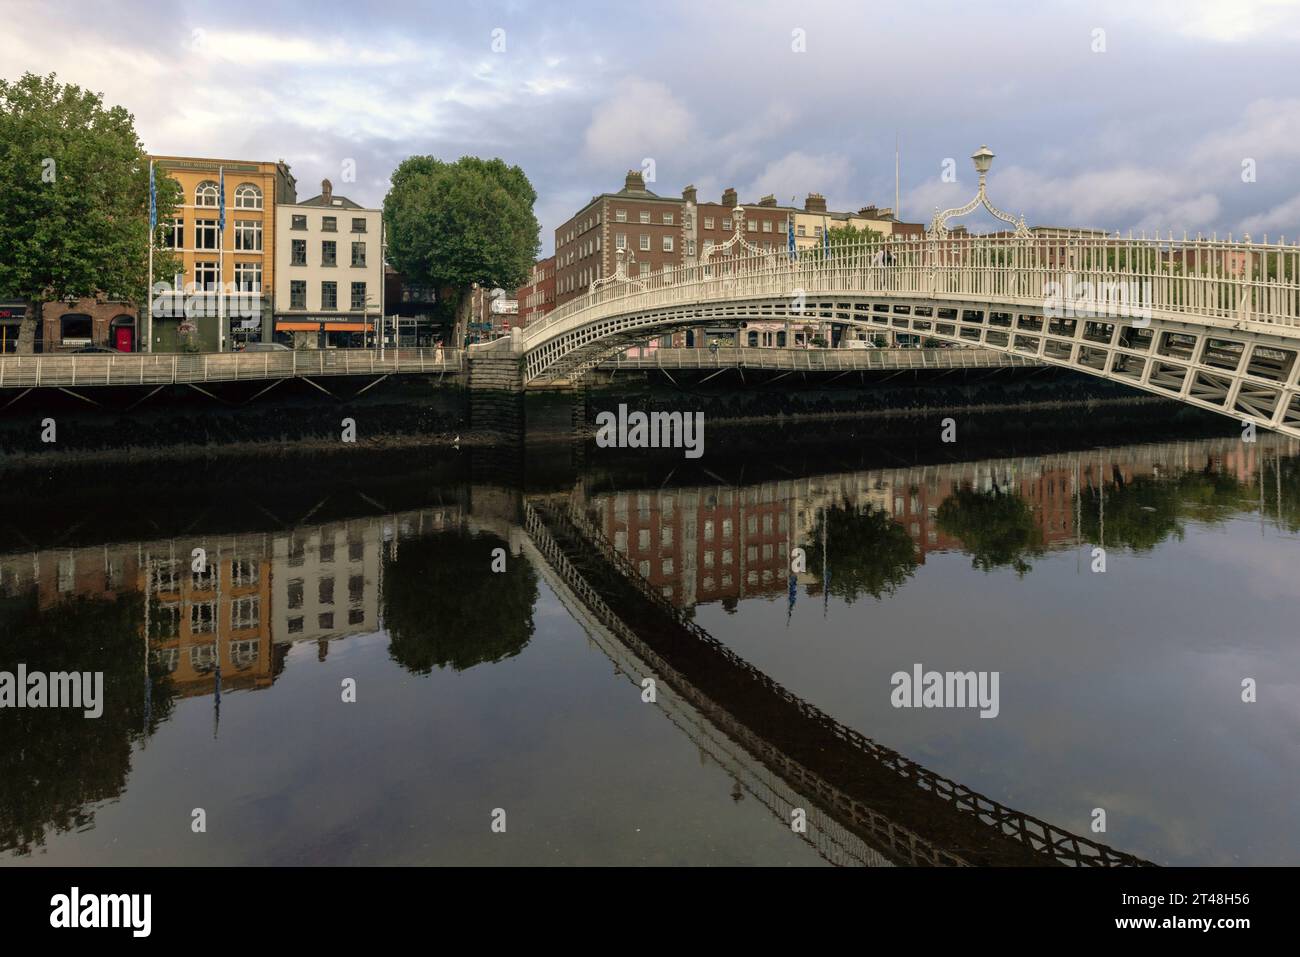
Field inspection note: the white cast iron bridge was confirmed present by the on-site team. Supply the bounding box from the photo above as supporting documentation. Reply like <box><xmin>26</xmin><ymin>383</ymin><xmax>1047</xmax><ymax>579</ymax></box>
<box><xmin>502</xmin><ymin>148</ymin><xmax>1300</xmax><ymax>437</ymax></box>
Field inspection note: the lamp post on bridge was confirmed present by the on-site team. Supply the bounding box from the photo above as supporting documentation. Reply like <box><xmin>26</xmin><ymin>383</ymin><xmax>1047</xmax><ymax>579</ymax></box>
<box><xmin>929</xmin><ymin>145</ymin><xmax>1029</xmax><ymax>240</ymax></box>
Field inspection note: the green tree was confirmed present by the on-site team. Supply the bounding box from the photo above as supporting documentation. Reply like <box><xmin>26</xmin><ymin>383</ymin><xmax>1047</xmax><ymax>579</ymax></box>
<box><xmin>383</xmin><ymin>156</ymin><xmax>540</xmax><ymax>346</ymax></box>
<box><xmin>0</xmin><ymin>72</ymin><xmax>180</xmax><ymax>352</ymax></box>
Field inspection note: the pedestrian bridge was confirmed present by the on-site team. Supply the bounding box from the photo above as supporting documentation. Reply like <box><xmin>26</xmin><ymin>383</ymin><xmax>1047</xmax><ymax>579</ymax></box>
<box><xmin>507</xmin><ymin>230</ymin><xmax>1300</xmax><ymax>436</ymax></box>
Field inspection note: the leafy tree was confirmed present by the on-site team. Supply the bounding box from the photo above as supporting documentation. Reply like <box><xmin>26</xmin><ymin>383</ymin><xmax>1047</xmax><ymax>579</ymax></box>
<box><xmin>382</xmin><ymin>529</ymin><xmax>539</xmax><ymax>673</ymax></box>
<box><xmin>383</xmin><ymin>156</ymin><xmax>540</xmax><ymax>346</ymax></box>
<box><xmin>806</xmin><ymin>500</ymin><xmax>918</xmax><ymax>601</ymax></box>
<box><xmin>937</xmin><ymin>486</ymin><xmax>1045</xmax><ymax>577</ymax></box>
<box><xmin>0</xmin><ymin>72</ymin><xmax>181</xmax><ymax>352</ymax></box>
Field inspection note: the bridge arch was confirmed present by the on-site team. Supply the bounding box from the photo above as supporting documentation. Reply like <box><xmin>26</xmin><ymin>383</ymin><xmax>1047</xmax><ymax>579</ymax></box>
<box><xmin>497</xmin><ymin>233</ymin><xmax>1300</xmax><ymax>437</ymax></box>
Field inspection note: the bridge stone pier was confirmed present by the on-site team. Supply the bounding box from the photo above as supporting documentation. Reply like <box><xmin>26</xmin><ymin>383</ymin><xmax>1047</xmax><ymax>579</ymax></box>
<box><xmin>466</xmin><ymin>340</ymin><xmax>526</xmax><ymax>438</ymax></box>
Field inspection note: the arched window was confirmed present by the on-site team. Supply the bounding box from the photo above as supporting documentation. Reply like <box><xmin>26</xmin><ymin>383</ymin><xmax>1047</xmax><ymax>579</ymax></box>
<box><xmin>234</xmin><ymin>183</ymin><xmax>263</xmax><ymax>210</ymax></box>
<box><xmin>195</xmin><ymin>180</ymin><xmax>219</xmax><ymax>207</ymax></box>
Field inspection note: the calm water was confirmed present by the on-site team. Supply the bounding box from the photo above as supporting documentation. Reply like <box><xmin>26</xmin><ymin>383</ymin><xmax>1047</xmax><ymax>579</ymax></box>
<box><xmin>2</xmin><ymin>430</ymin><xmax>1298</xmax><ymax>866</ymax></box>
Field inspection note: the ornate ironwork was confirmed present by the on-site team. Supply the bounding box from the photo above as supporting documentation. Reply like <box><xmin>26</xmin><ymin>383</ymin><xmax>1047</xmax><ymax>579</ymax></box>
<box><xmin>930</xmin><ymin>145</ymin><xmax>1029</xmax><ymax>239</ymax></box>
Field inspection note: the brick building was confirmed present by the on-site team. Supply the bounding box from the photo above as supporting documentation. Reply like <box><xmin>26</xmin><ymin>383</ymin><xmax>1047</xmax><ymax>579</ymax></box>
<box><xmin>516</xmin><ymin>256</ymin><xmax>556</xmax><ymax>327</ymax></box>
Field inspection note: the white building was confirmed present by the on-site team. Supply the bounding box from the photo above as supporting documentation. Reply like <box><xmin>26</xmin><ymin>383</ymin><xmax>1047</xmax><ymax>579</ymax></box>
<box><xmin>274</xmin><ymin>179</ymin><xmax>384</xmax><ymax>348</ymax></box>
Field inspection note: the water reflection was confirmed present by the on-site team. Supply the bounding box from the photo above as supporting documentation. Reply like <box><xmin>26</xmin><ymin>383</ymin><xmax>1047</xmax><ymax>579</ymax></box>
<box><xmin>1</xmin><ymin>435</ymin><xmax>1295</xmax><ymax>864</ymax></box>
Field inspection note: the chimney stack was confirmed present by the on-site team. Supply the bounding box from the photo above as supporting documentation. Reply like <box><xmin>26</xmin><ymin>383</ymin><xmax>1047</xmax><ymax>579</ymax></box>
<box><xmin>758</xmin><ymin>194</ymin><xmax>776</xmax><ymax>207</ymax></box>
<box><xmin>321</xmin><ymin>178</ymin><xmax>333</xmax><ymax>204</ymax></box>
<box><xmin>624</xmin><ymin>169</ymin><xmax>646</xmax><ymax>192</ymax></box>
<box><xmin>804</xmin><ymin>193</ymin><xmax>827</xmax><ymax>213</ymax></box>
<box><xmin>682</xmin><ymin>184</ymin><xmax>697</xmax><ymax>204</ymax></box>
<box><xmin>722</xmin><ymin>187</ymin><xmax>738</xmax><ymax>208</ymax></box>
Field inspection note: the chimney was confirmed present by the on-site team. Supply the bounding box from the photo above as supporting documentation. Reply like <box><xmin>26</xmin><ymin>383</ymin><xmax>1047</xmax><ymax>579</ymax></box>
<box><xmin>624</xmin><ymin>169</ymin><xmax>645</xmax><ymax>192</ymax></box>
<box><xmin>758</xmin><ymin>194</ymin><xmax>776</xmax><ymax>207</ymax></box>
<box><xmin>804</xmin><ymin>193</ymin><xmax>827</xmax><ymax>213</ymax></box>
<box><xmin>858</xmin><ymin>205</ymin><xmax>878</xmax><ymax>218</ymax></box>
<box><xmin>682</xmin><ymin>184</ymin><xmax>697</xmax><ymax>204</ymax></box>
<box><xmin>321</xmin><ymin>179</ymin><xmax>333</xmax><ymax>204</ymax></box>
<box><xmin>722</xmin><ymin>187</ymin><xmax>738</xmax><ymax>208</ymax></box>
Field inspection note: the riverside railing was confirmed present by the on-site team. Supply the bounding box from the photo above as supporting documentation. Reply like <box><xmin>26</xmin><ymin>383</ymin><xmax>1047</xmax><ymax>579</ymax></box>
<box><xmin>0</xmin><ymin>348</ymin><xmax>464</xmax><ymax>390</ymax></box>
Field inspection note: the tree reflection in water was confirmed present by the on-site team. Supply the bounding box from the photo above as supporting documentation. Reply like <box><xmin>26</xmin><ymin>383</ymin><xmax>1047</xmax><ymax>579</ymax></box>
<box><xmin>382</xmin><ymin>529</ymin><xmax>540</xmax><ymax>674</ymax></box>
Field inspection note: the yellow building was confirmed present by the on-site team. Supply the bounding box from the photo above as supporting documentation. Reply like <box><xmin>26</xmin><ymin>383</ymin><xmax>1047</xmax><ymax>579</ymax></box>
<box><xmin>791</xmin><ymin>195</ymin><xmax>902</xmax><ymax>250</ymax></box>
<box><xmin>149</xmin><ymin>155</ymin><xmax>297</xmax><ymax>352</ymax></box>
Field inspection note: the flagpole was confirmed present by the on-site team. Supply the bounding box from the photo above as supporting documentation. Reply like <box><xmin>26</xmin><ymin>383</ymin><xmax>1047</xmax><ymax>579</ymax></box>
<box><xmin>218</xmin><ymin>165</ymin><xmax>225</xmax><ymax>352</ymax></box>
<box><xmin>147</xmin><ymin>160</ymin><xmax>154</xmax><ymax>354</ymax></box>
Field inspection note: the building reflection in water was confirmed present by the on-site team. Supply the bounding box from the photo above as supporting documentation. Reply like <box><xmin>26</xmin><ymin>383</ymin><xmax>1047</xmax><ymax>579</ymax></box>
<box><xmin>586</xmin><ymin>438</ymin><xmax>1283</xmax><ymax>609</ymax></box>
<box><xmin>0</xmin><ymin>507</ymin><xmax>467</xmax><ymax>705</ymax></box>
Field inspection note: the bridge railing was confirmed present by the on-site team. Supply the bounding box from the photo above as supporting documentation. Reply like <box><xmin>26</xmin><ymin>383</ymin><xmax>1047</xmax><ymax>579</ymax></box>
<box><xmin>600</xmin><ymin>346</ymin><xmax>1034</xmax><ymax>372</ymax></box>
<box><xmin>0</xmin><ymin>348</ymin><xmax>464</xmax><ymax>390</ymax></box>
<box><xmin>521</xmin><ymin>232</ymin><xmax>1300</xmax><ymax>354</ymax></box>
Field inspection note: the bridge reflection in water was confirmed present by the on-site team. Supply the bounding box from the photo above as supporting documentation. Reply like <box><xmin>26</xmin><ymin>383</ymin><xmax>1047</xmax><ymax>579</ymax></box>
<box><xmin>1</xmin><ymin>434</ymin><xmax>1294</xmax><ymax>863</ymax></box>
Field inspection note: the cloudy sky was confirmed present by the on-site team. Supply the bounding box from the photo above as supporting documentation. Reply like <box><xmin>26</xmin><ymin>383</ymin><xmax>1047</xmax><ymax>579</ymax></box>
<box><xmin>5</xmin><ymin>0</ymin><xmax>1300</xmax><ymax>253</ymax></box>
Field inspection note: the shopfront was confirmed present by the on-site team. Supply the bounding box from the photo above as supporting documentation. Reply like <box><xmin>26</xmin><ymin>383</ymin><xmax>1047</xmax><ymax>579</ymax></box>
<box><xmin>0</xmin><ymin>302</ymin><xmax>25</xmax><ymax>353</ymax></box>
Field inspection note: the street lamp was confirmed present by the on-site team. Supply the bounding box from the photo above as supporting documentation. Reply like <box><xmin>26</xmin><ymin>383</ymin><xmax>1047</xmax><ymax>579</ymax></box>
<box><xmin>929</xmin><ymin>144</ymin><xmax>1029</xmax><ymax>239</ymax></box>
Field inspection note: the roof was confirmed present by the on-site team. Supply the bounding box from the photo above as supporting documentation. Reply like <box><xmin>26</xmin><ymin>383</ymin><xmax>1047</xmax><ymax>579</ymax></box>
<box><xmin>295</xmin><ymin>193</ymin><xmax>367</xmax><ymax>210</ymax></box>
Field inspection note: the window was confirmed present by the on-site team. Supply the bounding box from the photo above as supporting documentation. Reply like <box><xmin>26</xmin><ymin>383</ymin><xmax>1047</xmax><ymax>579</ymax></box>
<box><xmin>190</xmin><ymin>602</ymin><xmax>216</xmax><ymax>634</ymax></box>
<box><xmin>639</xmin><ymin>234</ymin><xmax>650</xmax><ymax>251</ymax></box>
<box><xmin>351</xmin><ymin>217</ymin><xmax>367</xmax><ymax>233</ymax></box>
<box><xmin>319</xmin><ymin>578</ymin><xmax>335</xmax><ymax>605</ymax></box>
<box><xmin>194</xmin><ymin>261</ymin><xmax>218</xmax><ymax>290</ymax></box>
<box><xmin>164</xmin><ymin>219</ymin><xmax>183</xmax><ymax>248</ymax></box>
<box><xmin>322</xmin><ymin>216</ymin><xmax>337</xmax><ymax>232</ymax></box>
<box><xmin>639</xmin><ymin>211</ymin><xmax>650</xmax><ymax>223</ymax></box>
<box><xmin>762</xmin><ymin>220</ymin><xmax>773</xmax><ymax>232</ymax></box>
<box><xmin>747</xmin><ymin>220</ymin><xmax>758</xmax><ymax>232</ymax></box>
<box><xmin>615</xmin><ymin>233</ymin><xmax>626</xmax><ymax>250</ymax></box>
<box><xmin>195</xmin><ymin>219</ymin><xmax>218</xmax><ymax>250</ymax></box>
<box><xmin>291</xmin><ymin>238</ymin><xmax>306</xmax><ymax>265</ymax></box>
<box><xmin>322</xmin><ymin>240</ymin><xmax>336</xmax><ymax>266</ymax></box>
<box><xmin>291</xmin><ymin>214</ymin><xmax>307</xmax><ymax>230</ymax></box>
<box><xmin>233</xmin><ymin>262</ymin><xmax>261</xmax><ymax>291</ymax></box>
<box><xmin>615</xmin><ymin>208</ymin><xmax>627</xmax><ymax>222</ymax></box>
<box><xmin>687</xmin><ymin>241</ymin><xmax>695</xmax><ymax>256</ymax></box>
<box><xmin>287</xmin><ymin>579</ymin><xmax>304</xmax><ymax>609</ymax></box>
<box><xmin>722</xmin><ymin>217</ymin><xmax>731</xmax><ymax>231</ymax></box>
<box><xmin>321</xmin><ymin>281</ymin><xmax>337</xmax><ymax>310</ymax></box>
<box><xmin>638</xmin><ymin>262</ymin><xmax>649</xmax><ymax>276</ymax></box>
<box><xmin>663</xmin><ymin>213</ymin><xmax>674</xmax><ymax>224</ymax></box>
<box><xmin>233</xmin><ymin>183</ymin><xmax>262</xmax><ymax>209</ymax></box>
<box><xmin>194</xmin><ymin>181</ymin><xmax>219</xmax><ymax>207</ymax></box>
<box><xmin>350</xmin><ymin>282</ymin><xmax>366</xmax><ymax>310</ymax></box>
<box><xmin>234</xmin><ymin>220</ymin><xmax>262</xmax><ymax>251</ymax></box>
<box><xmin>662</xmin><ymin>236</ymin><xmax>674</xmax><ymax>251</ymax></box>
<box><xmin>290</xmin><ymin>281</ymin><xmax>306</xmax><ymax>308</ymax></box>
<box><xmin>232</xmin><ymin>597</ymin><xmax>260</xmax><ymax>630</ymax></box>
<box><xmin>351</xmin><ymin>241</ymin><xmax>366</xmax><ymax>267</ymax></box>
<box><xmin>59</xmin><ymin>314</ymin><xmax>92</xmax><ymax>345</ymax></box>
<box><xmin>797</xmin><ymin>225</ymin><xmax>806</xmax><ymax>236</ymax></box>
<box><xmin>704</xmin><ymin>217</ymin><xmax>714</xmax><ymax>229</ymax></box>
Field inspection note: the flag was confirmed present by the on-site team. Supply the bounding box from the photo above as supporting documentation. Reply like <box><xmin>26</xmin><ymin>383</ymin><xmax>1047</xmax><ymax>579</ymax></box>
<box><xmin>218</xmin><ymin>166</ymin><xmax>226</xmax><ymax>233</ymax></box>
<box><xmin>148</xmin><ymin>160</ymin><xmax>157</xmax><ymax>231</ymax></box>
<box><xmin>787</xmin><ymin>217</ymin><xmax>796</xmax><ymax>261</ymax></box>
<box><xmin>823</xmin><ymin>222</ymin><xmax>831</xmax><ymax>259</ymax></box>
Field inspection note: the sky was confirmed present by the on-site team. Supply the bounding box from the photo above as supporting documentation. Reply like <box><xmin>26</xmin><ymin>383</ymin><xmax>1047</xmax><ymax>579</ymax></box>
<box><xmin>5</xmin><ymin>0</ymin><xmax>1300</xmax><ymax>254</ymax></box>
